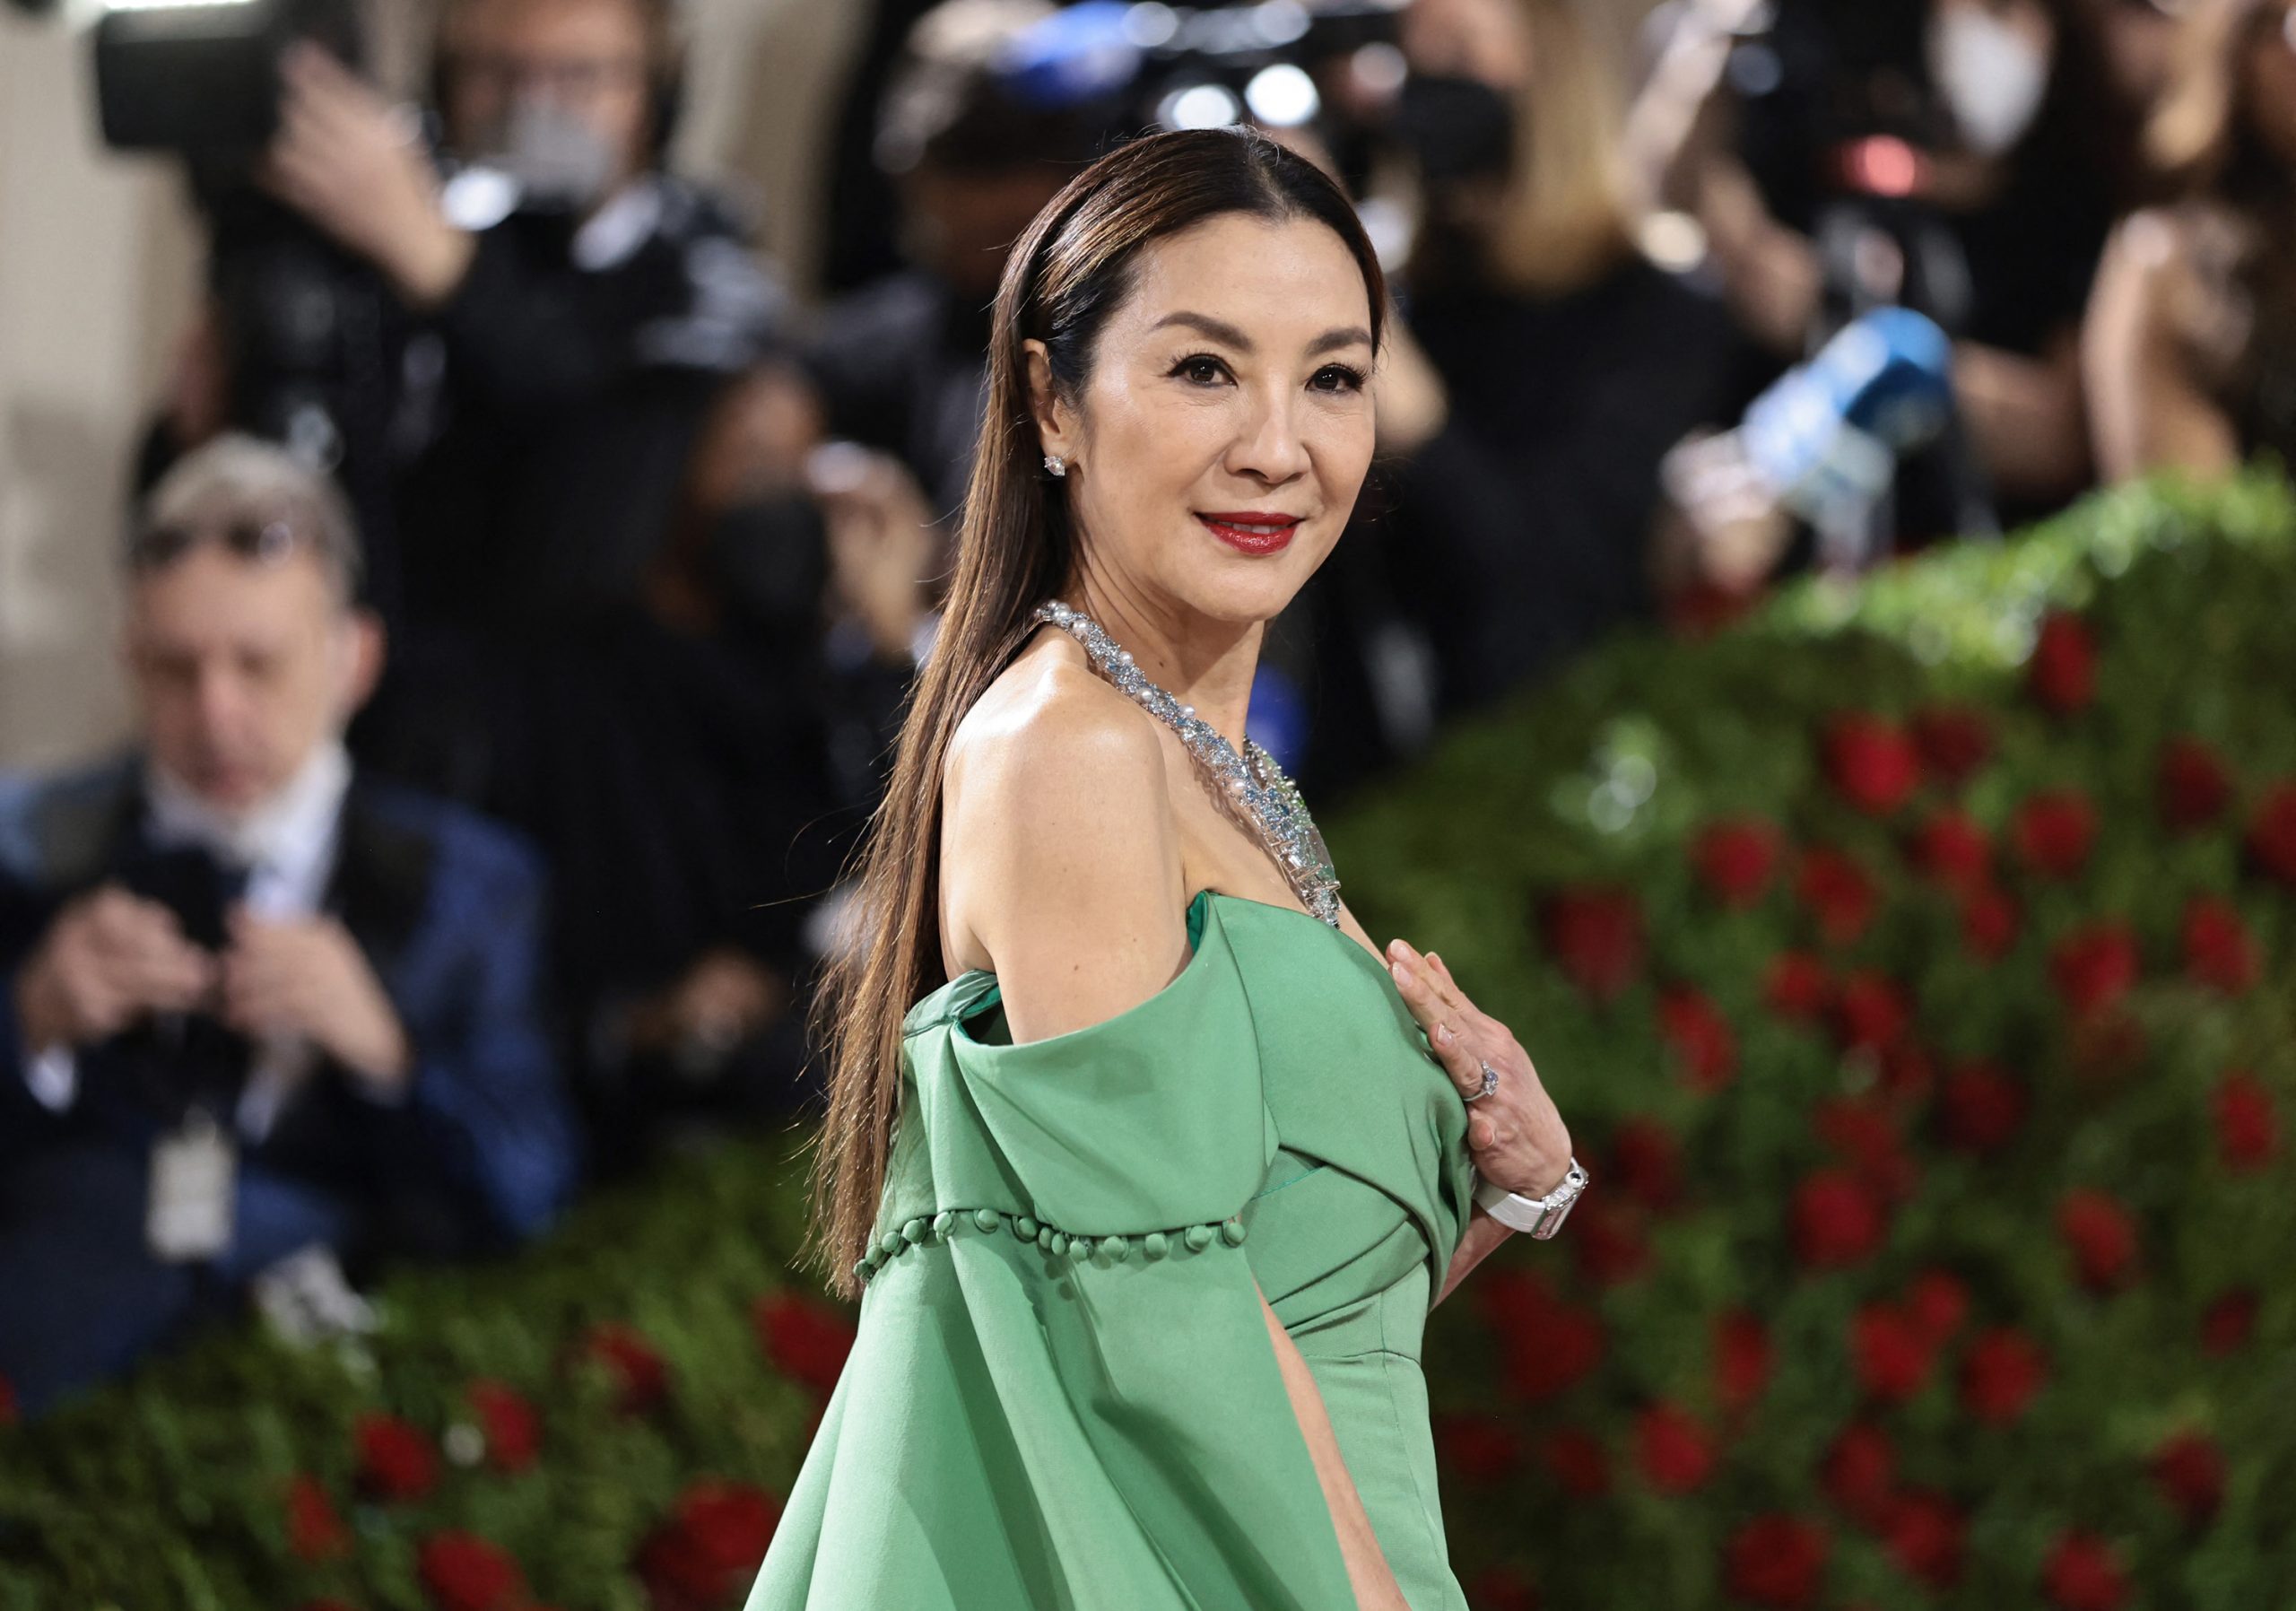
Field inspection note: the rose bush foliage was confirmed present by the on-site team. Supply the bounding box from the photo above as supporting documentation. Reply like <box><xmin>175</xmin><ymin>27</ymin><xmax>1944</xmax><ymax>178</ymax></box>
<box><xmin>2</xmin><ymin>475</ymin><xmax>2292</xmax><ymax>1609</ymax></box>
<box><xmin>1333</xmin><ymin>475</ymin><xmax>2296</xmax><ymax>1609</ymax></box>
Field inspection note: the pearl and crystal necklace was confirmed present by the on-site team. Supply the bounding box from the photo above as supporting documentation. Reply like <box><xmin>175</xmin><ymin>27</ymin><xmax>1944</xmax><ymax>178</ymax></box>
<box><xmin>1033</xmin><ymin>599</ymin><xmax>1342</xmax><ymax>927</ymax></box>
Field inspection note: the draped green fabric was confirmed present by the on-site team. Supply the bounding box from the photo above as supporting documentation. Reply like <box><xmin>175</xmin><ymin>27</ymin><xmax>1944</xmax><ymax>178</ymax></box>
<box><xmin>748</xmin><ymin>890</ymin><xmax>1477</xmax><ymax>1610</ymax></box>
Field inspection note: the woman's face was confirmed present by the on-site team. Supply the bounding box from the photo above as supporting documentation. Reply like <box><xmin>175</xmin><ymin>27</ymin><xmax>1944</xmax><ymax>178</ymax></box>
<box><xmin>1032</xmin><ymin>213</ymin><xmax>1378</xmax><ymax>630</ymax></box>
<box><xmin>2242</xmin><ymin>4</ymin><xmax>2296</xmax><ymax>169</ymax></box>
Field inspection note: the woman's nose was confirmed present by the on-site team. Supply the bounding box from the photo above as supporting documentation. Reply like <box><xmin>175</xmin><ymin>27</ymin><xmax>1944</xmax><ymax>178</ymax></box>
<box><xmin>1226</xmin><ymin>388</ymin><xmax>1310</xmax><ymax>484</ymax></box>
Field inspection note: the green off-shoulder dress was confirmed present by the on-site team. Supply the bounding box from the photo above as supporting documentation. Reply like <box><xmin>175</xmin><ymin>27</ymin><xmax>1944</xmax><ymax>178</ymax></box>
<box><xmin>747</xmin><ymin>889</ymin><xmax>1478</xmax><ymax>1609</ymax></box>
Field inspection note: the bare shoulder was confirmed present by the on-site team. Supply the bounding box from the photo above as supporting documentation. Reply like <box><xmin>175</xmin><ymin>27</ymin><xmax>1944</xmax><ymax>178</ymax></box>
<box><xmin>948</xmin><ymin>634</ymin><xmax>1170</xmax><ymax>833</ymax></box>
<box><xmin>943</xmin><ymin>631</ymin><xmax>1191</xmax><ymax>1039</ymax></box>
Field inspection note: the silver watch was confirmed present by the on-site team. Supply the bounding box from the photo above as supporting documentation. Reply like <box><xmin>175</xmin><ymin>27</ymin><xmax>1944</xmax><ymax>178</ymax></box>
<box><xmin>1474</xmin><ymin>1160</ymin><xmax>1589</xmax><ymax>1240</ymax></box>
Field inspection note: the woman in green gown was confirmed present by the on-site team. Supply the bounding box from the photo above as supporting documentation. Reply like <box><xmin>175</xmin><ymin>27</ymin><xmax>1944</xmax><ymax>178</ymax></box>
<box><xmin>751</xmin><ymin>127</ymin><xmax>1585</xmax><ymax>1610</ymax></box>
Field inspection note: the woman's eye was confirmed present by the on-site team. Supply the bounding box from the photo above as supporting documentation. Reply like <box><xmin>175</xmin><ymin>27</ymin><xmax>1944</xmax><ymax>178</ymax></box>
<box><xmin>1172</xmin><ymin>354</ymin><xmax>1231</xmax><ymax>387</ymax></box>
<box><xmin>1310</xmin><ymin>363</ymin><xmax>1368</xmax><ymax>394</ymax></box>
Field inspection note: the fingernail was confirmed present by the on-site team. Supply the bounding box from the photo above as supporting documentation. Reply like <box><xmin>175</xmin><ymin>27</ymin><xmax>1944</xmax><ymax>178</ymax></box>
<box><xmin>1434</xmin><ymin>1022</ymin><xmax>1455</xmax><ymax>1047</ymax></box>
<box><xmin>1390</xmin><ymin>962</ymin><xmax>1416</xmax><ymax>988</ymax></box>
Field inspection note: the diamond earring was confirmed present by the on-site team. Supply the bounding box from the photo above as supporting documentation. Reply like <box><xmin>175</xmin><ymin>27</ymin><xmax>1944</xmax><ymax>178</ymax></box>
<box><xmin>1043</xmin><ymin>454</ymin><xmax>1067</xmax><ymax>479</ymax></box>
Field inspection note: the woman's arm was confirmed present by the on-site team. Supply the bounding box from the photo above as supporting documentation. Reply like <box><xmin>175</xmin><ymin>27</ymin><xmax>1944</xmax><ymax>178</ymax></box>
<box><xmin>2083</xmin><ymin>211</ymin><xmax>2242</xmax><ymax>484</ymax></box>
<box><xmin>1260</xmin><ymin>1290</ymin><xmax>1411</xmax><ymax>1611</ymax></box>
<box><xmin>1435</xmin><ymin>1209</ymin><xmax>1516</xmax><ymax>1308</ymax></box>
<box><xmin>1957</xmin><ymin>331</ymin><xmax>2095</xmax><ymax>505</ymax></box>
<box><xmin>945</xmin><ymin>657</ymin><xmax>1410</xmax><ymax>1607</ymax></box>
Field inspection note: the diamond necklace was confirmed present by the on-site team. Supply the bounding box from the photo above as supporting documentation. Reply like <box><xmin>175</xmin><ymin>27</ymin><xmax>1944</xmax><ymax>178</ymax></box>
<box><xmin>1034</xmin><ymin>599</ymin><xmax>1341</xmax><ymax>927</ymax></box>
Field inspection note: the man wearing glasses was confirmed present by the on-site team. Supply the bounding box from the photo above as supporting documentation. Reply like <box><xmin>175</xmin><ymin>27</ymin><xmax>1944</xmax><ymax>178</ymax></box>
<box><xmin>0</xmin><ymin>437</ymin><xmax>578</xmax><ymax>1420</ymax></box>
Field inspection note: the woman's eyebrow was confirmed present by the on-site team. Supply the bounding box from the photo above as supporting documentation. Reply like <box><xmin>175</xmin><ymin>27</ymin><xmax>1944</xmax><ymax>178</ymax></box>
<box><xmin>1151</xmin><ymin>310</ymin><xmax>1256</xmax><ymax>348</ymax></box>
<box><xmin>1148</xmin><ymin>310</ymin><xmax>1375</xmax><ymax>358</ymax></box>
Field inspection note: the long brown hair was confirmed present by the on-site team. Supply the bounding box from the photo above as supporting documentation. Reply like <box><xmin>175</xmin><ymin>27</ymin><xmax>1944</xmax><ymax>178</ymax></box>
<box><xmin>2150</xmin><ymin>0</ymin><xmax>2296</xmax><ymax>211</ymax></box>
<box><xmin>804</xmin><ymin>126</ymin><xmax>1388</xmax><ymax>1299</ymax></box>
<box><xmin>1483</xmin><ymin>0</ymin><xmax>1637</xmax><ymax>297</ymax></box>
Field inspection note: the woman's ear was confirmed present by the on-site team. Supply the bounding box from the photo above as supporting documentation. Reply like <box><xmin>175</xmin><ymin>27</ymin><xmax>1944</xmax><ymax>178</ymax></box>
<box><xmin>1022</xmin><ymin>338</ymin><xmax>1076</xmax><ymax>466</ymax></box>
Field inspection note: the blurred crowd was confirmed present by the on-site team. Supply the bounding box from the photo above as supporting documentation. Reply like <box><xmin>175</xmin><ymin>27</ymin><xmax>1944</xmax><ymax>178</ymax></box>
<box><xmin>4</xmin><ymin>0</ymin><xmax>2293</xmax><ymax>1415</ymax></box>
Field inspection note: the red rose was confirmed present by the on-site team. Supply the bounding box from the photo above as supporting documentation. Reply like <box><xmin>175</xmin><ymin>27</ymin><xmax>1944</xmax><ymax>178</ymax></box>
<box><xmin>1571</xmin><ymin>1197</ymin><xmax>1652</xmax><ymax>1288</ymax></box>
<box><xmin>2201</xmin><ymin>1289</ymin><xmax>2257</xmax><ymax>1355</ymax></box>
<box><xmin>1831</xmin><ymin>971</ymin><xmax>1912</xmax><ymax>1053</ymax></box>
<box><xmin>1883</xmin><ymin>1490</ymin><xmax>1966</xmax><ymax>1589</ymax></box>
<box><xmin>582</xmin><ymin>1322</ymin><xmax>670</xmax><ymax>1416</ymax></box>
<box><xmin>466</xmin><ymin>1380</ymin><xmax>540</xmax><ymax>1474</ymax></box>
<box><xmin>1659</xmin><ymin>986</ymin><xmax>1737</xmax><ymax>1093</ymax></box>
<box><xmin>1911</xmin><ymin>705</ymin><xmax>1992</xmax><ymax>785</ymax></box>
<box><xmin>1819</xmin><ymin>1422</ymin><xmax>1895</xmax><ymax>1525</ymax></box>
<box><xmin>1634</xmin><ymin>1402</ymin><xmax>1715</xmax><ymax>1493</ymax></box>
<box><xmin>286</xmin><ymin>1473</ymin><xmax>350</xmax><ymax>1563</ymax></box>
<box><xmin>2048</xmin><ymin>925</ymin><xmax>2139</xmax><ymax>1019</ymax></box>
<box><xmin>1796</xmin><ymin>849</ymin><xmax>1878</xmax><ymax>948</ymax></box>
<box><xmin>1815</xmin><ymin>1098</ymin><xmax>1917</xmax><ymax>1200</ymax></box>
<box><xmin>1938</xmin><ymin>1059</ymin><xmax>2026</xmax><ymax>1154</ymax></box>
<box><xmin>417</xmin><ymin>1530</ymin><xmax>527</xmax><ymax>1611</ymax></box>
<box><xmin>1483</xmin><ymin>1272</ymin><xmax>1605</xmax><ymax>1402</ymax></box>
<box><xmin>1959</xmin><ymin>884</ymin><xmax>2020</xmax><ymax>960</ymax></box>
<box><xmin>753</xmin><ymin>1292</ymin><xmax>857</xmax><ymax>1399</ymax></box>
<box><xmin>354</xmin><ymin>1411</ymin><xmax>439</xmax><ymax>1504</ymax></box>
<box><xmin>1432</xmin><ymin>1414</ymin><xmax>1523</xmax><ymax>1484</ymax></box>
<box><xmin>1539</xmin><ymin>1425</ymin><xmax>1611</xmax><ymax>1497</ymax></box>
<box><xmin>637</xmin><ymin>1480</ymin><xmax>781</xmax><ymax>1611</ymax></box>
<box><xmin>2158</xmin><ymin>737</ymin><xmax>2233</xmax><ymax>832</ymax></box>
<box><xmin>1762</xmin><ymin>952</ymin><xmax>1831</xmax><ymax>1023</ymax></box>
<box><xmin>2028</xmin><ymin>613</ymin><xmax>2096</xmax><ymax>714</ymax></box>
<box><xmin>1542</xmin><ymin>888</ymin><xmax>1645</xmax><ymax>1005</ymax></box>
<box><xmin>1466</xmin><ymin>1565</ymin><xmax>1540</xmax><ymax>1611</ymax></box>
<box><xmin>1908</xmin><ymin>809</ymin><xmax>1990</xmax><ymax>891</ymax></box>
<box><xmin>1610</xmin><ymin>1118</ymin><xmax>1686</xmax><ymax>1214</ymax></box>
<box><xmin>1694</xmin><ymin>820</ymin><xmax>1783</xmax><ymax>908</ymax></box>
<box><xmin>2213</xmin><ymin>1070</ymin><xmax>2278</xmax><ymax>1171</ymax></box>
<box><xmin>1877</xmin><ymin>1041</ymin><xmax>1936</xmax><ymax>1102</ymax></box>
<box><xmin>2057</xmin><ymin>1190</ymin><xmax>2138</xmax><ymax>1291</ymax></box>
<box><xmin>1502</xmin><ymin>1305</ymin><xmax>1605</xmax><ymax>1403</ymax></box>
<box><xmin>1905</xmin><ymin>1269</ymin><xmax>1970</xmax><ymax>1346</ymax></box>
<box><xmin>1823</xmin><ymin>715</ymin><xmax>1923</xmax><ymax>816</ymax></box>
<box><xmin>1722</xmin><ymin>1514</ymin><xmax>1829</xmax><ymax>1609</ymax></box>
<box><xmin>2151</xmin><ymin>1430</ymin><xmax>2226</xmax><ymax>1525</ymax></box>
<box><xmin>2183</xmin><ymin>896</ymin><xmax>2260</xmax><ymax>994</ymax></box>
<box><xmin>1713</xmin><ymin>1311</ymin><xmax>1773</xmax><ymax>1415</ymax></box>
<box><xmin>2247</xmin><ymin>781</ymin><xmax>2296</xmax><ymax>885</ymax></box>
<box><xmin>1792</xmin><ymin>1169</ymin><xmax>1888</xmax><ymax>1268</ymax></box>
<box><xmin>1960</xmin><ymin>1328</ymin><xmax>2047</xmax><ymax>1425</ymax></box>
<box><xmin>1850</xmin><ymin>1304</ymin><xmax>1935</xmax><ymax>1402</ymax></box>
<box><xmin>0</xmin><ymin>1373</ymin><xmax>14</xmax><ymax>1426</ymax></box>
<box><xmin>2042</xmin><ymin>1531</ymin><xmax>2128</xmax><ymax>1611</ymax></box>
<box><xmin>2013</xmin><ymin>791</ymin><xmax>2099</xmax><ymax>879</ymax></box>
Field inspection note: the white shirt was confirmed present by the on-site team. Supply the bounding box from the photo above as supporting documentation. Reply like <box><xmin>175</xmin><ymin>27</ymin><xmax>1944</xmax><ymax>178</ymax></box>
<box><xmin>22</xmin><ymin>741</ymin><xmax>398</xmax><ymax>1141</ymax></box>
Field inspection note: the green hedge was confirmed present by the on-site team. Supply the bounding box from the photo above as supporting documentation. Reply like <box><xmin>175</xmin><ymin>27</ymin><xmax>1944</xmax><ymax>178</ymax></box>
<box><xmin>4</xmin><ymin>475</ymin><xmax>2292</xmax><ymax>1610</ymax></box>
<box><xmin>1330</xmin><ymin>472</ymin><xmax>2296</xmax><ymax>1610</ymax></box>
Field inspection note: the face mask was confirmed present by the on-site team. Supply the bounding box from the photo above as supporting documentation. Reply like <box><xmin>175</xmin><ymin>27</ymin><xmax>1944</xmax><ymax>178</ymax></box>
<box><xmin>1394</xmin><ymin>74</ymin><xmax>1517</xmax><ymax>187</ymax></box>
<box><xmin>1927</xmin><ymin>4</ymin><xmax>2052</xmax><ymax>158</ymax></box>
<box><xmin>475</xmin><ymin>94</ymin><xmax>619</xmax><ymax>212</ymax></box>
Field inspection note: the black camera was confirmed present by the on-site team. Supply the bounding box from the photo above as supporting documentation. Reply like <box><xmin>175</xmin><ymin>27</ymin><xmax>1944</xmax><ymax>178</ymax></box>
<box><xmin>93</xmin><ymin>0</ymin><xmax>408</xmax><ymax>614</ymax></box>
<box><xmin>93</xmin><ymin>0</ymin><xmax>362</xmax><ymax>156</ymax></box>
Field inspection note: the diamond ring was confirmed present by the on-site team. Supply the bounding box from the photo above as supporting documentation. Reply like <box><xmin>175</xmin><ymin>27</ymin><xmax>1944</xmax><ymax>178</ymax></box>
<box><xmin>1465</xmin><ymin>1060</ymin><xmax>1500</xmax><ymax>1102</ymax></box>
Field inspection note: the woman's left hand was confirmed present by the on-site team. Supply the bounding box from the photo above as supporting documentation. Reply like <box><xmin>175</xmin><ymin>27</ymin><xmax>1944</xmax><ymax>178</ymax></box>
<box><xmin>1385</xmin><ymin>938</ymin><xmax>1572</xmax><ymax>1200</ymax></box>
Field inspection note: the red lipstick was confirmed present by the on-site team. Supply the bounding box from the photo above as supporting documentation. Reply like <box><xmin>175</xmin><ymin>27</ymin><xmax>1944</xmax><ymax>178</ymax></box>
<box><xmin>1196</xmin><ymin>510</ymin><xmax>1302</xmax><ymax>556</ymax></box>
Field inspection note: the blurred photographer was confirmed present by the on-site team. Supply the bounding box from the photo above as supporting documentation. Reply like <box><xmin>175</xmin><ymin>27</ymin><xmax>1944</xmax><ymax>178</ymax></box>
<box><xmin>660</xmin><ymin>1</ymin><xmax>1106</xmax><ymax>835</ymax></box>
<box><xmin>1316</xmin><ymin>0</ymin><xmax>1747</xmax><ymax>737</ymax></box>
<box><xmin>0</xmin><ymin>438</ymin><xmax>576</xmax><ymax>1419</ymax></box>
<box><xmin>1631</xmin><ymin>0</ymin><xmax>2135</xmax><ymax>547</ymax></box>
<box><xmin>2086</xmin><ymin>0</ymin><xmax>2296</xmax><ymax>480</ymax></box>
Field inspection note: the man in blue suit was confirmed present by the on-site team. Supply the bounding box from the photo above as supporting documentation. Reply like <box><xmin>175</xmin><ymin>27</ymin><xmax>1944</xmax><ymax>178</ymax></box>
<box><xmin>0</xmin><ymin>437</ymin><xmax>578</xmax><ymax>1417</ymax></box>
